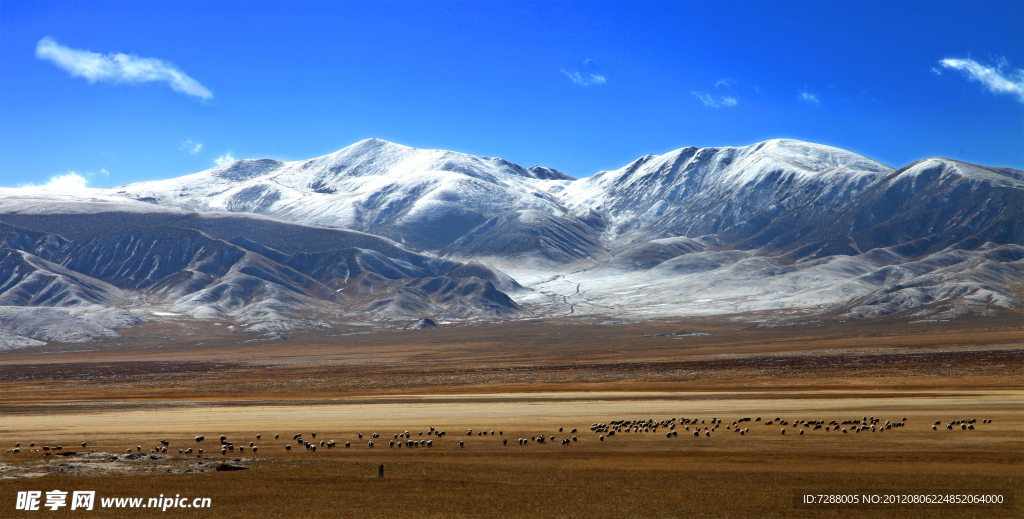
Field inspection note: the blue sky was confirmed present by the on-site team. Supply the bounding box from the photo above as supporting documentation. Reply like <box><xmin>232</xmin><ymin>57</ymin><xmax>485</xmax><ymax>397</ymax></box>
<box><xmin>2</xmin><ymin>0</ymin><xmax>1022</xmax><ymax>188</ymax></box>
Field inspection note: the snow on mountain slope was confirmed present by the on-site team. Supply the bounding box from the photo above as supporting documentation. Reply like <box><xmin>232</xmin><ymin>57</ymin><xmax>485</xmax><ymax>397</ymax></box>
<box><xmin>2</xmin><ymin>138</ymin><xmax>1021</xmax><ymax>345</ymax></box>
<box><xmin>1</xmin><ymin>221</ymin><xmax>67</xmax><ymax>260</ymax></box>
<box><xmin>439</xmin><ymin>208</ymin><xmax>609</xmax><ymax>270</ymax></box>
<box><xmin>0</xmin><ymin>248</ymin><xmax>129</xmax><ymax>307</ymax></box>
<box><xmin>509</xmin><ymin>242</ymin><xmax>1024</xmax><ymax>322</ymax></box>
<box><xmin>111</xmin><ymin>139</ymin><xmax>574</xmax><ymax>250</ymax></box>
<box><xmin>0</xmin><ymin>200</ymin><xmax>524</xmax><ymax>346</ymax></box>
<box><xmin>557</xmin><ymin>139</ymin><xmax>893</xmax><ymax>247</ymax></box>
<box><xmin>759</xmin><ymin>158</ymin><xmax>1024</xmax><ymax>260</ymax></box>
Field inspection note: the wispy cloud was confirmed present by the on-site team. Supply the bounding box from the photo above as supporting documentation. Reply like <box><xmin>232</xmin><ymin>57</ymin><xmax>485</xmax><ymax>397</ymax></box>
<box><xmin>939</xmin><ymin>57</ymin><xmax>1024</xmax><ymax>103</ymax></box>
<box><xmin>214</xmin><ymin>152</ymin><xmax>236</xmax><ymax>166</ymax></box>
<box><xmin>931</xmin><ymin>67</ymin><xmax>943</xmax><ymax>76</ymax></box>
<box><xmin>692</xmin><ymin>91</ymin><xmax>737</xmax><ymax>108</ymax></box>
<box><xmin>181</xmin><ymin>139</ymin><xmax>204</xmax><ymax>155</ymax></box>
<box><xmin>799</xmin><ymin>91</ymin><xmax>821</xmax><ymax>105</ymax></box>
<box><xmin>561</xmin><ymin>68</ymin><xmax>606</xmax><ymax>86</ymax></box>
<box><xmin>714</xmin><ymin>78</ymin><xmax>737</xmax><ymax>89</ymax></box>
<box><xmin>35</xmin><ymin>36</ymin><xmax>213</xmax><ymax>100</ymax></box>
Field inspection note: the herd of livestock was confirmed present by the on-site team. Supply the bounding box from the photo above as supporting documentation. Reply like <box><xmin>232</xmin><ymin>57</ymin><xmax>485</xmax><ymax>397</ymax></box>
<box><xmin>5</xmin><ymin>415</ymin><xmax>992</xmax><ymax>456</ymax></box>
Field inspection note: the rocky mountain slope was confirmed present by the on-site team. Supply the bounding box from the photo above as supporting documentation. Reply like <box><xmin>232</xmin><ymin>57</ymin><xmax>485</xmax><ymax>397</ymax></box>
<box><xmin>0</xmin><ymin>196</ymin><xmax>520</xmax><ymax>345</ymax></box>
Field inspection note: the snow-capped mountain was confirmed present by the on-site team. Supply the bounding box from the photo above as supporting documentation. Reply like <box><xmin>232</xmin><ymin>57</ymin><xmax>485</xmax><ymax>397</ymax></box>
<box><xmin>113</xmin><ymin>138</ymin><xmax>574</xmax><ymax>250</ymax></box>
<box><xmin>1</xmin><ymin>138</ymin><xmax>1021</xmax><ymax>346</ymax></box>
<box><xmin>558</xmin><ymin>139</ymin><xmax>894</xmax><ymax>247</ymax></box>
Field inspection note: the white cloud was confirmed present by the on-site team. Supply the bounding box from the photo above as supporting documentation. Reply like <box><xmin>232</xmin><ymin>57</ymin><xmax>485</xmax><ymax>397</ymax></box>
<box><xmin>35</xmin><ymin>36</ymin><xmax>213</xmax><ymax>100</ymax></box>
<box><xmin>939</xmin><ymin>57</ymin><xmax>1024</xmax><ymax>103</ymax></box>
<box><xmin>19</xmin><ymin>172</ymin><xmax>90</xmax><ymax>190</ymax></box>
<box><xmin>692</xmin><ymin>91</ymin><xmax>737</xmax><ymax>108</ymax></box>
<box><xmin>214</xmin><ymin>152</ymin><xmax>236</xmax><ymax>166</ymax></box>
<box><xmin>931</xmin><ymin>67</ymin><xmax>943</xmax><ymax>76</ymax></box>
<box><xmin>714</xmin><ymin>78</ymin><xmax>737</xmax><ymax>89</ymax></box>
<box><xmin>561</xmin><ymin>69</ymin><xmax>606</xmax><ymax>86</ymax></box>
<box><xmin>799</xmin><ymin>91</ymin><xmax>821</xmax><ymax>105</ymax></box>
<box><xmin>99</xmin><ymin>168</ymin><xmax>110</xmax><ymax>177</ymax></box>
<box><xmin>181</xmin><ymin>139</ymin><xmax>204</xmax><ymax>155</ymax></box>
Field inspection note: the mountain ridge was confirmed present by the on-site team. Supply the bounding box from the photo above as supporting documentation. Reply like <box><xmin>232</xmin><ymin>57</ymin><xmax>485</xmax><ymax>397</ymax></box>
<box><xmin>1</xmin><ymin>137</ymin><xmax>1021</xmax><ymax>347</ymax></box>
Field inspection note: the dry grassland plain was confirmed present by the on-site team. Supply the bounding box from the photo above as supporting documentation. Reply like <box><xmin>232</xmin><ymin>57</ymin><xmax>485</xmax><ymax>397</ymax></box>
<box><xmin>1</xmin><ymin>312</ymin><xmax>1021</xmax><ymax>517</ymax></box>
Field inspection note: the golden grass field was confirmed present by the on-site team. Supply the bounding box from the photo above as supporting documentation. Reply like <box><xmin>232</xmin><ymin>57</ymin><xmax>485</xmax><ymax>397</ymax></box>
<box><xmin>1</xmin><ymin>313</ymin><xmax>1021</xmax><ymax>517</ymax></box>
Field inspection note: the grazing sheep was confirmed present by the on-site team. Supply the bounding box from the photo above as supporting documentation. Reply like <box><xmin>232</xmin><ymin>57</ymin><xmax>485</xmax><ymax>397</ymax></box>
<box><xmin>358</xmin><ymin>433</ymin><xmax>363</xmax><ymax>439</ymax></box>
<box><xmin>503</xmin><ymin>439</ymin><xmax>507</xmax><ymax>445</ymax></box>
<box><xmin>368</xmin><ymin>441</ymin><xmax>374</xmax><ymax>447</ymax></box>
<box><xmin>932</xmin><ymin>425</ymin><xmax>937</xmax><ymax>430</ymax></box>
<box><xmin>286</xmin><ymin>445</ymin><xmax>291</xmax><ymax>451</ymax></box>
<box><xmin>275</xmin><ymin>434</ymin><xmax>279</xmax><ymax>439</ymax></box>
<box><xmin>252</xmin><ymin>446</ymin><xmax>258</xmax><ymax>453</ymax></box>
<box><xmin>240</xmin><ymin>446</ymin><xmax>245</xmax><ymax>453</ymax></box>
<box><xmin>345</xmin><ymin>442</ymin><xmax>350</xmax><ymax>448</ymax></box>
<box><xmin>195</xmin><ymin>436</ymin><xmax>204</xmax><ymax>442</ymax></box>
<box><xmin>198</xmin><ymin>449</ymin><xmax>203</xmax><ymax>454</ymax></box>
<box><xmin>220</xmin><ymin>436</ymin><xmax>227</xmax><ymax>442</ymax></box>
<box><xmin>136</xmin><ymin>446</ymin><xmax>142</xmax><ymax>452</ymax></box>
<box><xmin>160</xmin><ymin>440</ymin><xmax>169</xmax><ymax>447</ymax></box>
<box><xmin>389</xmin><ymin>441</ymin><xmax>395</xmax><ymax>447</ymax></box>
<box><xmin>222</xmin><ymin>448</ymin><xmax>227</xmax><ymax>455</ymax></box>
<box><xmin>81</xmin><ymin>442</ymin><xmax>87</xmax><ymax>448</ymax></box>
<box><xmin>799</xmin><ymin>430</ymin><xmax>804</xmax><ymax>435</ymax></box>
<box><xmin>256</xmin><ymin>434</ymin><xmax>261</xmax><ymax>440</ymax></box>
<box><xmin>179</xmin><ymin>449</ymin><xmax>184</xmax><ymax>454</ymax></box>
<box><xmin>126</xmin><ymin>448</ymin><xmax>132</xmax><ymax>453</ymax></box>
<box><xmin>599</xmin><ymin>435</ymin><xmax>604</xmax><ymax>441</ymax></box>
<box><xmin>460</xmin><ymin>441</ymin><xmax>465</xmax><ymax>447</ymax></box>
<box><xmin>781</xmin><ymin>429</ymin><xmax>785</xmax><ymax>435</ymax></box>
<box><xmin>312</xmin><ymin>433</ymin><xmax>317</xmax><ymax>438</ymax></box>
<box><xmin>250</xmin><ymin>442</ymin><xmax>255</xmax><ymax>447</ymax></box>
